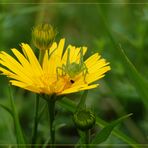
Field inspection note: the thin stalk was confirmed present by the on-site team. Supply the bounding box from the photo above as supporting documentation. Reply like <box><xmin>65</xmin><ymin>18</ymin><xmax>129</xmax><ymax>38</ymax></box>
<box><xmin>39</xmin><ymin>49</ymin><xmax>45</xmax><ymax>63</ymax></box>
<box><xmin>85</xmin><ymin>130</ymin><xmax>90</xmax><ymax>148</ymax></box>
<box><xmin>8</xmin><ymin>84</ymin><xmax>26</xmax><ymax>148</ymax></box>
<box><xmin>31</xmin><ymin>94</ymin><xmax>40</xmax><ymax>147</ymax></box>
<box><xmin>47</xmin><ymin>96</ymin><xmax>56</xmax><ymax>147</ymax></box>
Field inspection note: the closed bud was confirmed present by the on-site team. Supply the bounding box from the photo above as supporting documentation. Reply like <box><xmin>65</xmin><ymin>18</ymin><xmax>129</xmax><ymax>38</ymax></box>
<box><xmin>32</xmin><ymin>24</ymin><xmax>57</xmax><ymax>50</ymax></box>
<box><xmin>73</xmin><ymin>109</ymin><xmax>96</xmax><ymax>131</ymax></box>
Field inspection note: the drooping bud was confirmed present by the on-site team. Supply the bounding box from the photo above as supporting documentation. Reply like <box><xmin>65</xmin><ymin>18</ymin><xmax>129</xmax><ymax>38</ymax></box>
<box><xmin>73</xmin><ymin>109</ymin><xmax>96</xmax><ymax>131</ymax></box>
<box><xmin>32</xmin><ymin>24</ymin><xmax>57</xmax><ymax>50</ymax></box>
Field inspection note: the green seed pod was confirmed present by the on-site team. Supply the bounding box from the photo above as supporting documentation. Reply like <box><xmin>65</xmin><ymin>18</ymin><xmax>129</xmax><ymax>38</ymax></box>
<box><xmin>32</xmin><ymin>24</ymin><xmax>57</xmax><ymax>50</ymax></box>
<box><xmin>73</xmin><ymin>109</ymin><xmax>96</xmax><ymax>131</ymax></box>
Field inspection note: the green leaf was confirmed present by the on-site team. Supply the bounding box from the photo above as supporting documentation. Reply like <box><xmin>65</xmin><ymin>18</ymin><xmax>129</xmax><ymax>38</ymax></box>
<box><xmin>42</xmin><ymin>136</ymin><xmax>50</xmax><ymax>148</ymax></box>
<box><xmin>38</xmin><ymin>103</ymin><xmax>47</xmax><ymax>121</ymax></box>
<box><xmin>76</xmin><ymin>130</ymin><xmax>86</xmax><ymax>146</ymax></box>
<box><xmin>58</xmin><ymin>98</ymin><xmax>141</xmax><ymax>148</ymax></box>
<box><xmin>8</xmin><ymin>85</ymin><xmax>26</xmax><ymax>148</ymax></box>
<box><xmin>91</xmin><ymin>113</ymin><xmax>132</xmax><ymax>144</ymax></box>
<box><xmin>117</xmin><ymin>45</ymin><xmax>148</xmax><ymax>107</ymax></box>
<box><xmin>0</xmin><ymin>104</ymin><xmax>13</xmax><ymax>117</ymax></box>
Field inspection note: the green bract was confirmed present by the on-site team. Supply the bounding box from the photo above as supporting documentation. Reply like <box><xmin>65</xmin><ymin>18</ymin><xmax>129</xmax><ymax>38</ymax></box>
<box><xmin>73</xmin><ymin>109</ymin><xmax>96</xmax><ymax>131</ymax></box>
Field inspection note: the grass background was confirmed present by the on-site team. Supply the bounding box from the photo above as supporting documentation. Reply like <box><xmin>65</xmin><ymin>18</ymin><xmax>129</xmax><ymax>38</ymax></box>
<box><xmin>0</xmin><ymin>0</ymin><xmax>148</xmax><ymax>147</ymax></box>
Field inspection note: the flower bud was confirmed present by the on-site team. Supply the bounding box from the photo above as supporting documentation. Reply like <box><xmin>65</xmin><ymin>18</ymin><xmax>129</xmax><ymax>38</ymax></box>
<box><xmin>32</xmin><ymin>24</ymin><xmax>57</xmax><ymax>50</ymax></box>
<box><xmin>73</xmin><ymin>109</ymin><xmax>96</xmax><ymax>131</ymax></box>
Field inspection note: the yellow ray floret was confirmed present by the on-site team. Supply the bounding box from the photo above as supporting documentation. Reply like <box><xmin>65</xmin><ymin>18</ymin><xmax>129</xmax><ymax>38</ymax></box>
<box><xmin>0</xmin><ymin>38</ymin><xmax>111</xmax><ymax>95</ymax></box>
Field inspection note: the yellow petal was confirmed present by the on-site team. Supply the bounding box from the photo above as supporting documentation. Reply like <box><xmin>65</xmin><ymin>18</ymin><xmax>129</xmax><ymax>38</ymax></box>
<box><xmin>86</xmin><ymin>66</ymin><xmax>111</xmax><ymax>83</ymax></box>
<box><xmin>0</xmin><ymin>52</ymin><xmax>33</xmax><ymax>83</ymax></box>
<box><xmin>10</xmin><ymin>80</ymin><xmax>40</xmax><ymax>93</ymax></box>
<box><xmin>60</xmin><ymin>84</ymin><xmax>99</xmax><ymax>95</ymax></box>
<box><xmin>11</xmin><ymin>48</ymin><xmax>34</xmax><ymax>75</ymax></box>
<box><xmin>21</xmin><ymin>43</ymin><xmax>43</xmax><ymax>75</ymax></box>
<box><xmin>61</xmin><ymin>45</ymin><xmax>87</xmax><ymax>65</ymax></box>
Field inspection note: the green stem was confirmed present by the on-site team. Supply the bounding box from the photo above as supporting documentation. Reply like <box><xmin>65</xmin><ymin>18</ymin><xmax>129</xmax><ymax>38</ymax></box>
<box><xmin>85</xmin><ymin>130</ymin><xmax>90</xmax><ymax>148</ymax></box>
<box><xmin>47</xmin><ymin>96</ymin><xmax>56</xmax><ymax>147</ymax></box>
<box><xmin>39</xmin><ymin>49</ymin><xmax>46</xmax><ymax>63</ymax></box>
<box><xmin>8</xmin><ymin>84</ymin><xmax>26</xmax><ymax>147</ymax></box>
<box><xmin>31</xmin><ymin>94</ymin><xmax>40</xmax><ymax>147</ymax></box>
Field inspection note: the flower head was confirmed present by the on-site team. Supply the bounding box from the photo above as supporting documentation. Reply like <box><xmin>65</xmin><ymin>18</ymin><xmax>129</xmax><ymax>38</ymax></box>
<box><xmin>32</xmin><ymin>24</ymin><xmax>57</xmax><ymax>50</ymax></box>
<box><xmin>73</xmin><ymin>109</ymin><xmax>96</xmax><ymax>130</ymax></box>
<box><xmin>0</xmin><ymin>39</ymin><xmax>110</xmax><ymax>95</ymax></box>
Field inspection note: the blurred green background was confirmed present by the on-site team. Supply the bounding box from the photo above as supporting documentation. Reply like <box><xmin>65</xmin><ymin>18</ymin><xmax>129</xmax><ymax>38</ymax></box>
<box><xmin>0</xmin><ymin>0</ymin><xmax>148</xmax><ymax>147</ymax></box>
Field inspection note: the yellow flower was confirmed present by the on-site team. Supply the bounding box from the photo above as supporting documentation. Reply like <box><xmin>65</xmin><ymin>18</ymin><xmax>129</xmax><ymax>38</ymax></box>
<box><xmin>0</xmin><ymin>39</ymin><xmax>110</xmax><ymax>95</ymax></box>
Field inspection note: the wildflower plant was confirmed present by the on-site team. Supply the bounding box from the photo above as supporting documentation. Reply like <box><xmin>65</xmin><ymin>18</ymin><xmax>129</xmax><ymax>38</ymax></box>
<box><xmin>0</xmin><ymin>24</ymin><xmax>131</xmax><ymax>147</ymax></box>
<box><xmin>0</xmin><ymin>39</ymin><xmax>110</xmax><ymax>95</ymax></box>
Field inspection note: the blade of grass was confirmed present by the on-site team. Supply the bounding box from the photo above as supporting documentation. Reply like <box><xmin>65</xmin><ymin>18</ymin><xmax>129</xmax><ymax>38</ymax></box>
<box><xmin>8</xmin><ymin>84</ymin><xmax>26</xmax><ymax>148</ymax></box>
<box><xmin>91</xmin><ymin>113</ymin><xmax>132</xmax><ymax>144</ymax></box>
<box><xmin>58</xmin><ymin>98</ymin><xmax>141</xmax><ymax>148</ymax></box>
<box><xmin>31</xmin><ymin>94</ymin><xmax>40</xmax><ymax>147</ymax></box>
<box><xmin>97</xmin><ymin>6</ymin><xmax>148</xmax><ymax>107</ymax></box>
<box><xmin>0</xmin><ymin>104</ymin><xmax>13</xmax><ymax>117</ymax></box>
